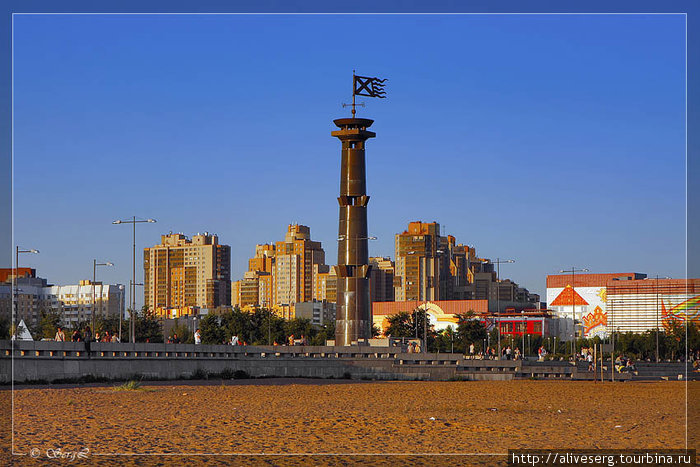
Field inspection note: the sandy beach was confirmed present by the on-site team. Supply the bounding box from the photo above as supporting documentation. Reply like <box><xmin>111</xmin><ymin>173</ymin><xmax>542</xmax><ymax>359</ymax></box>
<box><xmin>5</xmin><ymin>379</ymin><xmax>696</xmax><ymax>466</ymax></box>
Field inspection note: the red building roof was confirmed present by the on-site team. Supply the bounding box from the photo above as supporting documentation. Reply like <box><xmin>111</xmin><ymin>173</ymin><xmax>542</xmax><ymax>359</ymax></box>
<box><xmin>372</xmin><ymin>300</ymin><xmax>489</xmax><ymax>316</ymax></box>
<box><xmin>546</xmin><ymin>273</ymin><xmax>645</xmax><ymax>289</ymax></box>
<box><xmin>606</xmin><ymin>278</ymin><xmax>700</xmax><ymax>295</ymax></box>
<box><xmin>549</xmin><ymin>285</ymin><xmax>589</xmax><ymax>306</ymax></box>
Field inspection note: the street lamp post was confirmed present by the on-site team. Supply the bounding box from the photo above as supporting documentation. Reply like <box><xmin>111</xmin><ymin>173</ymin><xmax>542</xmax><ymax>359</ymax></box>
<box><xmin>405</xmin><ymin>280</ymin><xmax>418</xmax><ymax>340</ymax></box>
<box><xmin>118</xmin><ymin>284</ymin><xmax>125</xmax><ymax>342</ymax></box>
<box><xmin>263</xmin><ymin>300</ymin><xmax>271</xmax><ymax>345</ymax></box>
<box><xmin>405</xmin><ymin>248</ymin><xmax>432</xmax><ymax>353</ymax></box>
<box><xmin>653</xmin><ymin>275</ymin><xmax>670</xmax><ymax>362</ymax></box>
<box><xmin>656</xmin><ymin>276</ymin><xmax>660</xmax><ymax>363</ymax></box>
<box><xmin>421</xmin><ymin>249</ymin><xmax>446</xmax><ymax>355</ymax></box>
<box><xmin>92</xmin><ymin>260</ymin><xmax>114</xmax><ymax>336</ymax></box>
<box><xmin>14</xmin><ymin>247</ymin><xmax>39</xmax><ymax>329</ymax></box>
<box><xmin>129</xmin><ymin>281</ymin><xmax>144</xmax><ymax>342</ymax></box>
<box><xmin>492</xmin><ymin>258</ymin><xmax>515</xmax><ymax>359</ymax></box>
<box><xmin>521</xmin><ymin>309</ymin><xmax>526</xmax><ymax>360</ymax></box>
<box><xmin>404</xmin><ymin>251</ymin><xmax>418</xmax><ymax>343</ymax></box>
<box><xmin>559</xmin><ymin>267</ymin><xmax>589</xmax><ymax>360</ymax></box>
<box><xmin>112</xmin><ymin>216</ymin><xmax>157</xmax><ymax>336</ymax></box>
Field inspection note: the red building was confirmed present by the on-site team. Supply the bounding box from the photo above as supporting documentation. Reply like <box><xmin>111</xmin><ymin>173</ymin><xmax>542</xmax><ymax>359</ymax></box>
<box><xmin>480</xmin><ymin>309</ymin><xmax>555</xmax><ymax>337</ymax></box>
<box><xmin>0</xmin><ymin>267</ymin><xmax>35</xmax><ymax>283</ymax></box>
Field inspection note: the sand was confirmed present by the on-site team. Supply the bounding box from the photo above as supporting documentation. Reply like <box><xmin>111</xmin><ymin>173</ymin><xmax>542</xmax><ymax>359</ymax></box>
<box><xmin>4</xmin><ymin>379</ymin><xmax>697</xmax><ymax>466</ymax></box>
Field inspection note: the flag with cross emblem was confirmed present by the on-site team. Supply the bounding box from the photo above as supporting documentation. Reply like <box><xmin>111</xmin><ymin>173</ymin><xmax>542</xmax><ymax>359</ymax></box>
<box><xmin>353</xmin><ymin>75</ymin><xmax>387</xmax><ymax>98</ymax></box>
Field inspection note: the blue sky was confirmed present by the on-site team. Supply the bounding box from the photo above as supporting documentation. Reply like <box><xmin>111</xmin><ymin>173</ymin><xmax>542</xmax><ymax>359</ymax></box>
<box><xmin>12</xmin><ymin>13</ymin><xmax>686</xmax><ymax>304</ymax></box>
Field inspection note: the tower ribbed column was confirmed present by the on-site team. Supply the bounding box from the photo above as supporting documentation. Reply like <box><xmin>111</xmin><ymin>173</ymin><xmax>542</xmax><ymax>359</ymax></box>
<box><xmin>331</xmin><ymin>118</ymin><xmax>375</xmax><ymax>346</ymax></box>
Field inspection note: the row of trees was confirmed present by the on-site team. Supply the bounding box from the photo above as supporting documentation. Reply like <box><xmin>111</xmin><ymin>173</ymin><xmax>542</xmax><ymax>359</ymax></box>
<box><xmin>383</xmin><ymin>309</ymin><xmax>700</xmax><ymax>359</ymax></box>
<box><xmin>1</xmin><ymin>307</ymin><xmax>164</xmax><ymax>343</ymax></box>
<box><xmin>384</xmin><ymin>310</ymin><xmax>487</xmax><ymax>353</ymax></box>
<box><xmin>190</xmin><ymin>308</ymin><xmax>336</xmax><ymax>345</ymax></box>
<box><xmin>1</xmin><ymin>307</ymin><xmax>360</xmax><ymax>345</ymax></box>
<box><xmin>2</xmin><ymin>306</ymin><xmax>698</xmax><ymax>360</ymax></box>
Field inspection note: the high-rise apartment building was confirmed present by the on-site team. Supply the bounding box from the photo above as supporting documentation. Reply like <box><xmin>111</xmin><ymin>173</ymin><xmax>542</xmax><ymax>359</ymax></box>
<box><xmin>275</xmin><ymin>224</ymin><xmax>325</xmax><ymax>305</ymax></box>
<box><xmin>369</xmin><ymin>257</ymin><xmax>395</xmax><ymax>303</ymax></box>
<box><xmin>144</xmin><ymin>232</ymin><xmax>231</xmax><ymax>318</ymax></box>
<box><xmin>394</xmin><ymin>221</ymin><xmax>452</xmax><ymax>301</ymax></box>
<box><xmin>393</xmin><ymin>221</ymin><xmax>539</xmax><ymax>310</ymax></box>
<box><xmin>314</xmin><ymin>266</ymin><xmax>337</xmax><ymax>303</ymax></box>
<box><xmin>231</xmin><ymin>224</ymin><xmax>328</xmax><ymax>310</ymax></box>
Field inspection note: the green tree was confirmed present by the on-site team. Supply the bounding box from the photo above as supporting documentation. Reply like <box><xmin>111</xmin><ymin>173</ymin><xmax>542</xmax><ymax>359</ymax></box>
<box><xmin>385</xmin><ymin>311</ymin><xmax>415</xmax><ymax>338</ymax></box>
<box><xmin>386</xmin><ymin>309</ymin><xmax>437</xmax><ymax>349</ymax></box>
<box><xmin>219</xmin><ymin>307</ymin><xmax>252</xmax><ymax>342</ymax></box>
<box><xmin>456</xmin><ymin>312</ymin><xmax>487</xmax><ymax>353</ymax></box>
<box><xmin>38</xmin><ymin>309</ymin><xmax>62</xmax><ymax>339</ymax></box>
<box><xmin>94</xmin><ymin>315</ymin><xmax>125</xmax><ymax>339</ymax></box>
<box><xmin>687</xmin><ymin>322</ymin><xmax>700</xmax><ymax>357</ymax></box>
<box><xmin>134</xmin><ymin>306</ymin><xmax>163</xmax><ymax>343</ymax></box>
<box><xmin>310</xmin><ymin>322</ymin><xmax>335</xmax><ymax>346</ymax></box>
<box><xmin>0</xmin><ymin>315</ymin><xmax>10</xmax><ymax>339</ymax></box>
<box><xmin>251</xmin><ymin>308</ymin><xmax>287</xmax><ymax>344</ymax></box>
<box><xmin>199</xmin><ymin>313</ymin><xmax>225</xmax><ymax>345</ymax></box>
<box><xmin>284</xmin><ymin>318</ymin><xmax>313</xmax><ymax>343</ymax></box>
<box><xmin>433</xmin><ymin>327</ymin><xmax>457</xmax><ymax>353</ymax></box>
<box><xmin>168</xmin><ymin>319</ymin><xmax>194</xmax><ymax>344</ymax></box>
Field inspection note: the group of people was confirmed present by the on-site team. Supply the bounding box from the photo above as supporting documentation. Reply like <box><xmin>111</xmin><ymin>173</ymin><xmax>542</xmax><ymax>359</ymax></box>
<box><xmin>166</xmin><ymin>328</ymin><xmax>203</xmax><ymax>344</ymax></box>
<box><xmin>163</xmin><ymin>331</ymin><xmax>312</xmax><ymax>346</ymax></box>
<box><xmin>57</xmin><ymin>326</ymin><xmax>120</xmax><ymax>343</ymax></box>
<box><xmin>406</xmin><ymin>341</ymin><xmax>421</xmax><ymax>353</ymax></box>
<box><xmin>500</xmin><ymin>345</ymin><xmax>525</xmax><ymax>360</ymax></box>
<box><xmin>614</xmin><ymin>354</ymin><xmax>637</xmax><ymax>373</ymax></box>
<box><xmin>464</xmin><ymin>344</ymin><xmax>539</xmax><ymax>361</ymax></box>
<box><xmin>287</xmin><ymin>334</ymin><xmax>308</xmax><ymax>346</ymax></box>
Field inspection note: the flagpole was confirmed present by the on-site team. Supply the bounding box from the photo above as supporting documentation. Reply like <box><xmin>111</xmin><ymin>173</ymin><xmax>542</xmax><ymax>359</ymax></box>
<box><xmin>352</xmin><ymin>70</ymin><xmax>356</xmax><ymax>117</ymax></box>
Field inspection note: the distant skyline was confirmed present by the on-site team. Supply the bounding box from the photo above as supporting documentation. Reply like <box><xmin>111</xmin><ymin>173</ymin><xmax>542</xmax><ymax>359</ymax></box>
<box><xmin>12</xmin><ymin>13</ymin><xmax>686</xmax><ymax>307</ymax></box>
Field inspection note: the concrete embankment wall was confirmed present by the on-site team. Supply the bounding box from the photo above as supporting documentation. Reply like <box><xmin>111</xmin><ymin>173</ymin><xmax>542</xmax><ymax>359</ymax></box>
<box><xmin>2</xmin><ymin>341</ymin><xmax>689</xmax><ymax>383</ymax></box>
<box><xmin>1</xmin><ymin>341</ymin><xmax>469</xmax><ymax>383</ymax></box>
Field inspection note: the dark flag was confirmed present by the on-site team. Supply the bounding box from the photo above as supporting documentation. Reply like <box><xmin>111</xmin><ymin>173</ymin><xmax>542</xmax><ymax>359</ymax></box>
<box><xmin>353</xmin><ymin>75</ymin><xmax>387</xmax><ymax>98</ymax></box>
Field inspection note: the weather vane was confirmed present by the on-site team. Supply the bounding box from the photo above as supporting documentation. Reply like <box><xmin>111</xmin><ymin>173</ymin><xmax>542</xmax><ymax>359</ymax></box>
<box><xmin>343</xmin><ymin>70</ymin><xmax>387</xmax><ymax>117</ymax></box>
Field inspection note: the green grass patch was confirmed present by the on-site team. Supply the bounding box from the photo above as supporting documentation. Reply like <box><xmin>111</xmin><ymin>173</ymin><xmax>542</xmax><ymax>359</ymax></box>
<box><xmin>113</xmin><ymin>380</ymin><xmax>146</xmax><ymax>391</ymax></box>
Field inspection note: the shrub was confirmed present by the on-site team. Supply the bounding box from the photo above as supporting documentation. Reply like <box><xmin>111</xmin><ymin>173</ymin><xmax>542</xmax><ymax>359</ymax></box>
<box><xmin>114</xmin><ymin>380</ymin><xmax>143</xmax><ymax>391</ymax></box>
<box><xmin>232</xmin><ymin>370</ymin><xmax>250</xmax><ymax>379</ymax></box>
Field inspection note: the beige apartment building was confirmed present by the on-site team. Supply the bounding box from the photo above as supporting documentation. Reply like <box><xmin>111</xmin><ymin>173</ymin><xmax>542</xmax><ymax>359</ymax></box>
<box><xmin>232</xmin><ymin>224</ymin><xmax>329</xmax><ymax>311</ymax></box>
<box><xmin>369</xmin><ymin>257</ymin><xmax>394</xmax><ymax>303</ymax></box>
<box><xmin>393</xmin><ymin>221</ymin><xmax>539</xmax><ymax>310</ymax></box>
<box><xmin>144</xmin><ymin>232</ymin><xmax>231</xmax><ymax>318</ymax></box>
<box><xmin>314</xmin><ymin>266</ymin><xmax>337</xmax><ymax>303</ymax></box>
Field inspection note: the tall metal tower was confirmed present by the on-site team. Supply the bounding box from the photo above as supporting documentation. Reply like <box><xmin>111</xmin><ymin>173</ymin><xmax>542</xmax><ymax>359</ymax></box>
<box><xmin>332</xmin><ymin>72</ymin><xmax>386</xmax><ymax>346</ymax></box>
<box><xmin>332</xmin><ymin>117</ymin><xmax>375</xmax><ymax>346</ymax></box>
